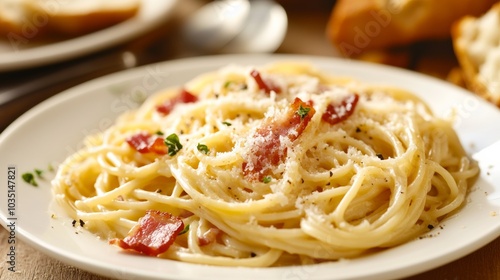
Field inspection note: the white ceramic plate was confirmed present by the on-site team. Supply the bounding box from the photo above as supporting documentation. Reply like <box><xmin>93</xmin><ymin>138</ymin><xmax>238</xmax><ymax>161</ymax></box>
<box><xmin>0</xmin><ymin>0</ymin><xmax>178</xmax><ymax>72</ymax></box>
<box><xmin>1</xmin><ymin>55</ymin><xmax>499</xmax><ymax>280</ymax></box>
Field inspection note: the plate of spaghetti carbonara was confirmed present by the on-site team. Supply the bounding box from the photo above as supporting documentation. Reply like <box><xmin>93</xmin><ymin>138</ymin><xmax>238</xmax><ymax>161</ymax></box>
<box><xmin>0</xmin><ymin>55</ymin><xmax>499</xmax><ymax>280</ymax></box>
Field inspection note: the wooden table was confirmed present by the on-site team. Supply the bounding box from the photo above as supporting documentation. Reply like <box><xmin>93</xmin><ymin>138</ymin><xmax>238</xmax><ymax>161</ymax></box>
<box><xmin>1</xmin><ymin>1</ymin><xmax>499</xmax><ymax>279</ymax></box>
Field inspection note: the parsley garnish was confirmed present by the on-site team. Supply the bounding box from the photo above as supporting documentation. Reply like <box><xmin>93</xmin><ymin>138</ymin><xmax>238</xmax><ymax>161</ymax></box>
<box><xmin>224</xmin><ymin>81</ymin><xmax>233</xmax><ymax>88</ymax></box>
<box><xmin>22</xmin><ymin>172</ymin><xmax>38</xmax><ymax>186</ymax></box>
<box><xmin>262</xmin><ymin>176</ymin><xmax>272</xmax><ymax>183</ymax></box>
<box><xmin>297</xmin><ymin>105</ymin><xmax>311</xmax><ymax>119</ymax></box>
<box><xmin>197</xmin><ymin>143</ymin><xmax>210</xmax><ymax>154</ymax></box>
<box><xmin>222</xmin><ymin>121</ymin><xmax>232</xmax><ymax>126</ymax></box>
<box><xmin>164</xmin><ymin>133</ymin><xmax>183</xmax><ymax>156</ymax></box>
<box><xmin>155</xmin><ymin>130</ymin><xmax>164</xmax><ymax>136</ymax></box>
<box><xmin>179</xmin><ymin>224</ymin><xmax>190</xmax><ymax>235</ymax></box>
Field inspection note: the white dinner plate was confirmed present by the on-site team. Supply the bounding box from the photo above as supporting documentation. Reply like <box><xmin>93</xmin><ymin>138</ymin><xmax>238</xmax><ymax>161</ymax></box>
<box><xmin>0</xmin><ymin>0</ymin><xmax>178</xmax><ymax>72</ymax></box>
<box><xmin>1</xmin><ymin>54</ymin><xmax>499</xmax><ymax>280</ymax></box>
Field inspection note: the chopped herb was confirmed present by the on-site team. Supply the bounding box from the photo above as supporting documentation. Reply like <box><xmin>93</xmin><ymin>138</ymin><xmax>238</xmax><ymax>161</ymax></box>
<box><xmin>224</xmin><ymin>81</ymin><xmax>233</xmax><ymax>88</ymax></box>
<box><xmin>262</xmin><ymin>176</ymin><xmax>272</xmax><ymax>183</ymax></box>
<box><xmin>197</xmin><ymin>143</ymin><xmax>210</xmax><ymax>154</ymax></box>
<box><xmin>222</xmin><ymin>121</ymin><xmax>232</xmax><ymax>126</ymax></box>
<box><xmin>155</xmin><ymin>130</ymin><xmax>164</xmax><ymax>136</ymax></box>
<box><xmin>376</xmin><ymin>153</ymin><xmax>384</xmax><ymax>160</ymax></box>
<box><xmin>164</xmin><ymin>133</ymin><xmax>183</xmax><ymax>156</ymax></box>
<box><xmin>47</xmin><ymin>164</ymin><xmax>54</xmax><ymax>172</ymax></box>
<box><xmin>179</xmin><ymin>224</ymin><xmax>190</xmax><ymax>235</ymax></box>
<box><xmin>34</xmin><ymin>169</ymin><xmax>43</xmax><ymax>177</ymax></box>
<box><xmin>22</xmin><ymin>172</ymin><xmax>38</xmax><ymax>186</ymax></box>
<box><xmin>296</xmin><ymin>105</ymin><xmax>311</xmax><ymax>119</ymax></box>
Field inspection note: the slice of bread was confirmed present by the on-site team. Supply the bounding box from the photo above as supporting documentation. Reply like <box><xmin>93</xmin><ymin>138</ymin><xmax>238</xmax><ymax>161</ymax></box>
<box><xmin>327</xmin><ymin>0</ymin><xmax>498</xmax><ymax>55</ymax></box>
<box><xmin>0</xmin><ymin>0</ymin><xmax>141</xmax><ymax>39</ymax></box>
<box><xmin>452</xmin><ymin>3</ymin><xmax>500</xmax><ymax>106</ymax></box>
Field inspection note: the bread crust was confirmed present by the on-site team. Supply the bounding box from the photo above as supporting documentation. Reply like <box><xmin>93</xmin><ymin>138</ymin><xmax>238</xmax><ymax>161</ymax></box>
<box><xmin>327</xmin><ymin>0</ymin><xmax>498</xmax><ymax>55</ymax></box>
<box><xmin>25</xmin><ymin>1</ymin><xmax>141</xmax><ymax>37</ymax></box>
<box><xmin>452</xmin><ymin>3</ymin><xmax>500</xmax><ymax>106</ymax></box>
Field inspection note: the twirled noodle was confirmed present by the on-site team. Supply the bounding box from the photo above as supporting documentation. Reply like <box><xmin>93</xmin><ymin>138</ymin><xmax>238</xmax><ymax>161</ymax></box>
<box><xmin>52</xmin><ymin>62</ymin><xmax>478</xmax><ymax>266</ymax></box>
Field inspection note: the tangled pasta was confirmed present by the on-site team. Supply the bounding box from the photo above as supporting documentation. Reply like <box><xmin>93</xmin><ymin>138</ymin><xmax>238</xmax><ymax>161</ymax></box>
<box><xmin>52</xmin><ymin>62</ymin><xmax>478</xmax><ymax>266</ymax></box>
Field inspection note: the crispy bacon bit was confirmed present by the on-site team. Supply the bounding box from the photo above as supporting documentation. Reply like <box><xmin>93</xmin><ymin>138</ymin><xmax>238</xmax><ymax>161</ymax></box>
<box><xmin>322</xmin><ymin>94</ymin><xmax>359</xmax><ymax>125</ymax></box>
<box><xmin>156</xmin><ymin>88</ymin><xmax>198</xmax><ymax>115</ymax></box>
<box><xmin>109</xmin><ymin>210</ymin><xmax>184</xmax><ymax>256</ymax></box>
<box><xmin>198</xmin><ymin>227</ymin><xmax>221</xmax><ymax>246</ymax></box>
<box><xmin>126</xmin><ymin>132</ymin><xmax>167</xmax><ymax>155</ymax></box>
<box><xmin>243</xmin><ymin>98</ymin><xmax>315</xmax><ymax>181</ymax></box>
<box><xmin>250</xmin><ymin>69</ymin><xmax>281</xmax><ymax>94</ymax></box>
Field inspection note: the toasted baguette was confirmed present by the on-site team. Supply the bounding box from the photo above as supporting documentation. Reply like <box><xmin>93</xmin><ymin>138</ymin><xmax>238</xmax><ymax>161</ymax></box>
<box><xmin>0</xmin><ymin>0</ymin><xmax>32</xmax><ymax>36</ymax></box>
<box><xmin>0</xmin><ymin>0</ymin><xmax>141</xmax><ymax>39</ymax></box>
<box><xmin>327</xmin><ymin>0</ymin><xmax>498</xmax><ymax>56</ymax></box>
<box><xmin>452</xmin><ymin>3</ymin><xmax>500</xmax><ymax>106</ymax></box>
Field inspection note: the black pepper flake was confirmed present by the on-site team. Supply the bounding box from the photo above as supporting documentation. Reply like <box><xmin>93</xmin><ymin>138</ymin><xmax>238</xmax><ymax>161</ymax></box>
<box><xmin>72</xmin><ymin>220</ymin><xmax>77</xmax><ymax>227</ymax></box>
<box><xmin>427</xmin><ymin>224</ymin><xmax>434</xmax><ymax>230</ymax></box>
<box><xmin>301</xmin><ymin>178</ymin><xmax>304</xmax><ymax>184</ymax></box>
<box><xmin>79</xmin><ymin>219</ymin><xmax>85</xmax><ymax>227</ymax></box>
<box><xmin>250</xmin><ymin>252</ymin><xmax>256</xmax><ymax>257</ymax></box>
<box><xmin>376</xmin><ymin>153</ymin><xmax>384</xmax><ymax>160</ymax></box>
<box><xmin>329</xmin><ymin>171</ymin><xmax>333</xmax><ymax>177</ymax></box>
<box><xmin>356</xmin><ymin>127</ymin><xmax>361</xmax><ymax>133</ymax></box>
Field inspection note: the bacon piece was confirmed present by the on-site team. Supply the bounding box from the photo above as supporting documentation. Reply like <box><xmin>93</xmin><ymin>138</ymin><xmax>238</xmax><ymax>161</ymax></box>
<box><xmin>243</xmin><ymin>98</ymin><xmax>315</xmax><ymax>181</ymax></box>
<box><xmin>156</xmin><ymin>88</ymin><xmax>198</xmax><ymax>115</ymax></box>
<box><xmin>126</xmin><ymin>132</ymin><xmax>167</xmax><ymax>155</ymax></box>
<box><xmin>110</xmin><ymin>210</ymin><xmax>184</xmax><ymax>256</ymax></box>
<box><xmin>250</xmin><ymin>69</ymin><xmax>281</xmax><ymax>94</ymax></box>
<box><xmin>322</xmin><ymin>94</ymin><xmax>359</xmax><ymax>125</ymax></box>
<box><xmin>198</xmin><ymin>227</ymin><xmax>221</xmax><ymax>246</ymax></box>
